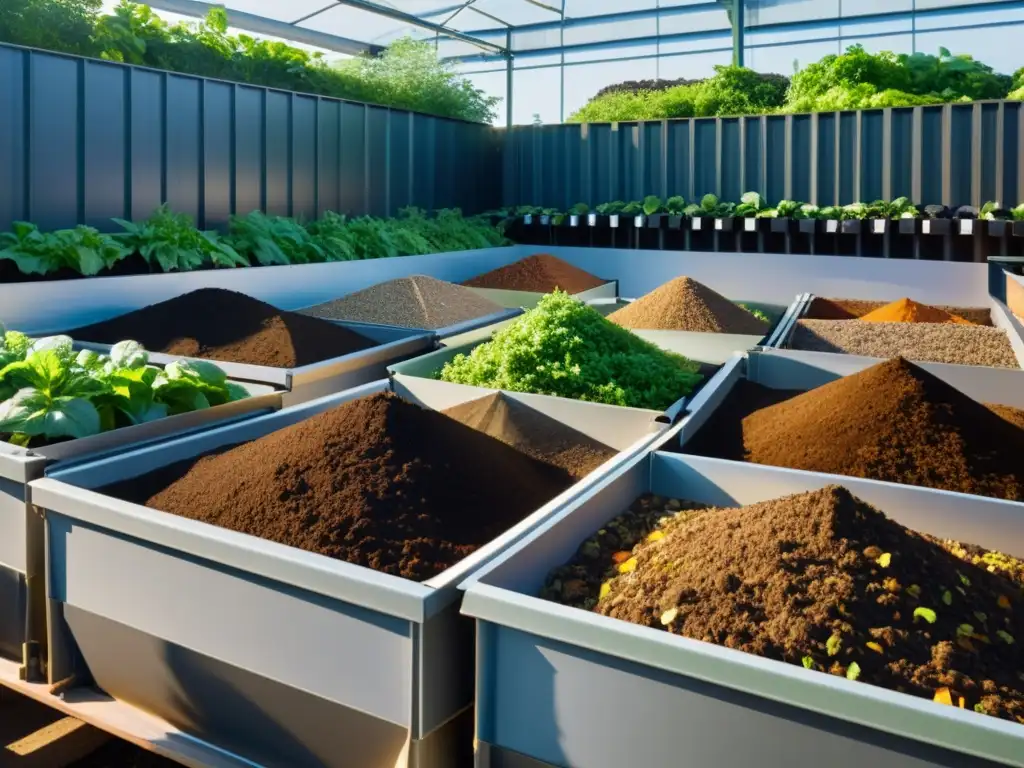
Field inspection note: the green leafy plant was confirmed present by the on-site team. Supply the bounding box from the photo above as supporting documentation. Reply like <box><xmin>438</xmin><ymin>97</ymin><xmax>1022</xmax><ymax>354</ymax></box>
<box><xmin>595</xmin><ymin>201</ymin><xmax>625</xmax><ymax>216</ymax></box>
<box><xmin>642</xmin><ymin>196</ymin><xmax>665</xmax><ymax>216</ymax></box>
<box><xmin>569</xmin><ymin>203</ymin><xmax>590</xmax><ymax>216</ymax></box>
<box><xmin>768</xmin><ymin>199</ymin><xmax>802</xmax><ymax>219</ymax></box>
<box><xmin>621</xmin><ymin>201</ymin><xmax>643</xmax><ymax>216</ymax></box>
<box><xmin>228</xmin><ymin>211</ymin><xmax>338</xmax><ymax>265</ymax></box>
<box><xmin>816</xmin><ymin>206</ymin><xmax>842</xmax><ymax>220</ymax></box>
<box><xmin>738</xmin><ymin>304</ymin><xmax>770</xmax><ymax>323</ymax></box>
<box><xmin>1011</xmin><ymin>204</ymin><xmax>1024</xmax><ymax>222</ymax></box>
<box><xmin>665</xmin><ymin>196</ymin><xmax>687</xmax><ymax>215</ymax></box>
<box><xmin>114</xmin><ymin>204</ymin><xmax>247</xmax><ymax>272</ymax></box>
<box><xmin>794</xmin><ymin>204</ymin><xmax>820</xmax><ymax>220</ymax></box>
<box><xmin>0</xmin><ymin>334</ymin><xmax>248</xmax><ymax>446</ymax></box>
<box><xmin>438</xmin><ymin>291</ymin><xmax>703</xmax><ymax>411</ymax></box>
<box><xmin>0</xmin><ymin>222</ymin><xmax>131</xmax><ymax>276</ymax></box>
<box><xmin>841</xmin><ymin>203</ymin><xmax>869</xmax><ymax>221</ymax></box>
<box><xmin>981</xmin><ymin>201</ymin><xmax>1008</xmax><ymax>221</ymax></box>
<box><xmin>733</xmin><ymin>192</ymin><xmax>766</xmax><ymax>218</ymax></box>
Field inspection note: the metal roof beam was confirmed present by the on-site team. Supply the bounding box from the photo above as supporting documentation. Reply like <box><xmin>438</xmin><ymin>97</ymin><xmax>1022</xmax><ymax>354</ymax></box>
<box><xmin>331</xmin><ymin>0</ymin><xmax>508</xmax><ymax>53</ymax></box>
<box><xmin>143</xmin><ymin>0</ymin><xmax>382</xmax><ymax>55</ymax></box>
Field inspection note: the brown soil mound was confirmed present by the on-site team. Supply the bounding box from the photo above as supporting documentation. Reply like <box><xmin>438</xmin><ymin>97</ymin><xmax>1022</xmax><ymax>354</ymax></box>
<box><xmin>299</xmin><ymin>275</ymin><xmax>504</xmax><ymax>329</ymax></box>
<box><xmin>550</xmin><ymin>486</ymin><xmax>1024</xmax><ymax>722</ymax></box>
<box><xmin>684</xmin><ymin>358</ymin><xmax>1024</xmax><ymax>500</ymax></box>
<box><xmin>807</xmin><ymin>297</ymin><xmax>992</xmax><ymax>326</ymax></box>
<box><xmin>860</xmin><ymin>298</ymin><xmax>975</xmax><ymax>325</ymax></box>
<box><xmin>69</xmin><ymin>288</ymin><xmax>374</xmax><ymax>368</ymax></box>
<box><xmin>442</xmin><ymin>392</ymin><xmax>617</xmax><ymax>479</ymax></box>
<box><xmin>462</xmin><ymin>254</ymin><xmax>606</xmax><ymax>293</ymax></box>
<box><xmin>110</xmin><ymin>392</ymin><xmax>573</xmax><ymax>581</ymax></box>
<box><xmin>607</xmin><ymin>276</ymin><xmax>769</xmax><ymax>334</ymax></box>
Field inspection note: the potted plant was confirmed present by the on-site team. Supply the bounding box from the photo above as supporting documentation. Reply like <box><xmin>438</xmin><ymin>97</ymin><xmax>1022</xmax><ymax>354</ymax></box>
<box><xmin>516</xmin><ymin>205</ymin><xmax>541</xmax><ymax>226</ymax></box>
<box><xmin>768</xmin><ymin>199</ymin><xmax>801</xmax><ymax>233</ymax></box>
<box><xmin>665</xmin><ymin>196</ymin><xmax>687</xmax><ymax>229</ymax></box>
<box><xmin>795</xmin><ymin>204</ymin><xmax>820</xmax><ymax>234</ymax></box>
<box><xmin>644</xmin><ymin>196</ymin><xmax>667</xmax><ymax>228</ymax></box>
<box><xmin>865</xmin><ymin>200</ymin><xmax>890</xmax><ymax>234</ymax></box>
<box><xmin>921</xmin><ymin>205</ymin><xmax>952</xmax><ymax>235</ymax></box>
<box><xmin>1012</xmin><ymin>204</ymin><xmax>1024</xmax><ymax>237</ymax></box>
<box><xmin>621</xmin><ymin>201</ymin><xmax>644</xmax><ymax>229</ymax></box>
<box><xmin>567</xmin><ymin>203</ymin><xmax>589</xmax><ymax>228</ymax></box>
<box><xmin>734</xmin><ymin>191</ymin><xmax>768</xmax><ymax>233</ymax></box>
<box><xmin>690</xmin><ymin>194</ymin><xmax>734</xmax><ymax>231</ymax></box>
<box><xmin>595</xmin><ymin>201</ymin><xmax>625</xmax><ymax>228</ymax></box>
<box><xmin>817</xmin><ymin>206</ymin><xmax>842</xmax><ymax>233</ymax></box>
<box><xmin>981</xmin><ymin>201</ymin><xmax>1010</xmax><ymax>237</ymax></box>
<box><xmin>895</xmin><ymin>199</ymin><xmax>921</xmax><ymax>234</ymax></box>
<box><xmin>840</xmin><ymin>203</ymin><xmax>867</xmax><ymax>233</ymax></box>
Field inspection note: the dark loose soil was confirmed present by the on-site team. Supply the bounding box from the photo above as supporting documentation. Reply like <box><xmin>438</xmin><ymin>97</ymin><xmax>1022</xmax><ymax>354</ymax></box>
<box><xmin>442</xmin><ymin>392</ymin><xmax>617</xmax><ymax>479</ymax></box>
<box><xmin>462</xmin><ymin>254</ymin><xmax>606</xmax><ymax>293</ymax></box>
<box><xmin>67</xmin><ymin>288</ymin><xmax>375</xmax><ymax>368</ymax></box>
<box><xmin>607</xmin><ymin>276</ymin><xmax>769</xmax><ymax>334</ymax></box>
<box><xmin>807</xmin><ymin>297</ymin><xmax>992</xmax><ymax>326</ymax></box>
<box><xmin>544</xmin><ymin>487</ymin><xmax>1024</xmax><ymax>722</ymax></box>
<box><xmin>105</xmin><ymin>391</ymin><xmax>574</xmax><ymax>581</ymax></box>
<box><xmin>681</xmin><ymin>359</ymin><xmax>1024</xmax><ymax>500</ymax></box>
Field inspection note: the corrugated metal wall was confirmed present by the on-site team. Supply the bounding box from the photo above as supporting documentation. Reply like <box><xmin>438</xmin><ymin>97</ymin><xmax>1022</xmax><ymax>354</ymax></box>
<box><xmin>0</xmin><ymin>43</ymin><xmax>502</xmax><ymax>233</ymax></box>
<box><xmin>503</xmin><ymin>103</ymin><xmax>1024</xmax><ymax>210</ymax></box>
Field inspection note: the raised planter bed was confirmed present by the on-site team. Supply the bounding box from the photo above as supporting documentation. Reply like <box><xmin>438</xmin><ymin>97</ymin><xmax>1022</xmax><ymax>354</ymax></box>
<box><xmin>0</xmin><ymin>378</ymin><xmax>280</xmax><ymax>679</ymax></box>
<box><xmin>27</xmin><ymin>377</ymin><xmax>671</xmax><ymax>768</ymax></box>
<box><xmin>460</xmin><ymin>440</ymin><xmax>1024</xmax><ymax>768</ymax></box>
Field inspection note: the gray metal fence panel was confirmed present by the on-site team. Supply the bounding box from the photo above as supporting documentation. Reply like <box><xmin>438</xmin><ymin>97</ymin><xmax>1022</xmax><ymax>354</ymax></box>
<box><xmin>503</xmin><ymin>102</ymin><xmax>1024</xmax><ymax>210</ymax></box>
<box><xmin>0</xmin><ymin>43</ymin><xmax>502</xmax><ymax>233</ymax></box>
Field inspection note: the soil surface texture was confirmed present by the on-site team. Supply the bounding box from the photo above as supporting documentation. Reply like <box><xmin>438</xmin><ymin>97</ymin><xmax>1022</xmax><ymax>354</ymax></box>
<box><xmin>298</xmin><ymin>275</ymin><xmax>505</xmax><ymax>329</ymax></box>
<box><xmin>462</xmin><ymin>254</ymin><xmax>606</xmax><ymax>293</ymax></box>
<box><xmin>107</xmin><ymin>391</ymin><xmax>574</xmax><ymax>581</ymax></box>
<box><xmin>807</xmin><ymin>297</ymin><xmax>992</xmax><ymax>326</ymax></box>
<box><xmin>607</xmin><ymin>276</ymin><xmax>769</xmax><ymax>334</ymax></box>
<box><xmin>859</xmin><ymin>297</ymin><xmax>975</xmax><ymax>325</ymax></box>
<box><xmin>681</xmin><ymin>359</ymin><xmax>1024</xmax><ymax>500</ymax></box>
<box><xmin>442</xmin><ymin>392</ymin><xmax>617</xmax><ymax>479</ymax></box>
<box><xmin>790</xmin><ymin>319</ymin><xmax>1018</xmax><ymax>369</ymax></box>
<box><xmin>543</xmin><ymin>487</ymin><xmax>1024</xmax><ymax>722</ymax></box>
<box><xmin>68</xmin><ymin>288</ymin><xmax>375</xmax><ymax>368</ymax></box>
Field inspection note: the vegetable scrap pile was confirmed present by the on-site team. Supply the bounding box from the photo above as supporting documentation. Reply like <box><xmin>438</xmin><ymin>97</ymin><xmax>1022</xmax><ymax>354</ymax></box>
<box><xmin>543</xmin><ymin>486</ymin><xmax>1024</xmax><ymax>723</ymax></box>
<box><xmin>298</xmin><ymin>275</ymin><xmax>505</xmax><ymax>329</ymax></box>
<box><xmin>859</xmin><ymin>298</ymin><xmax>975</xmax><ymax>325</ymax></box>
<box><xmin>806</xmin><ymin>297</ymin><xmax>992</xmax><ymax>326</ymax></box>
<box><xmin>442</xmin><ymin>392</ymin><xmax>616</xmax><ymax>479</ymax></box>
<box><xmin>0</xmin><ymin>331</ymin><xmax>248</xmax><ymax>447</ymax></box>
<box><xmin>438</xmin><ymin>291</ymin><xmax>703</xmax><ymax>411</ymax></box>
<box><xmin>108</xmin><ymin>392</ymin><xmax>573</xmax><ymax>581</ymax></box>
<box><xmin>683</xmin><ymin>358</ymin><xmax>1024</xmax><ymax>500</ymax></box>
<box><xmin>68</xmin><ymin>288</ymin><xmax>375</xmax><ymax>368</ymax></box>
<box><xmin>462</xmin><ymin>254</ymin><xmax>607</xmax><ymax>294</ymax></box>
<box><xmin>789</xmin><ymin>319</ymin><xmax>1018</xmax><ymax>368</ymax></box>
<box><xmin>606</xmin><ymin>276</ymin><xmax>770</xmax><ymax>334</ymax></box>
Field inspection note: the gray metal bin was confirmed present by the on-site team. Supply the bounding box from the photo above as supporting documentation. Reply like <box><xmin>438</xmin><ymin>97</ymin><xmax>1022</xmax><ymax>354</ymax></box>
<box><xmin>0</xmin><ymin>380</ymin><xmax>281</xmax><ymax>680</ymax></box>
<box><xmin>27</xmin><ymin>378</ymin><xmax>673</xmax><ymax>768</ymax></box>
<box><xmin>461</xmin><ymin>449</ymin><xmax>1024</xmax><ymax>768</ymax></box>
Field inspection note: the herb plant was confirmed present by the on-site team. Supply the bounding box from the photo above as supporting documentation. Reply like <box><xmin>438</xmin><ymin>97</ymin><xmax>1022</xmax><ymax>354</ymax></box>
<box><xmin>0</xmin><ymin>222</ymin><xmax>131</xmax><ymax>276</ymax></box>
<box><xmin>114</xmin><ymin>204</ymin><xmax>248</xmax><ymax>271</ymax></box>
<box><xmin>438</xmin><ymin>291</ymin><xmax>703</xmax><ymax>411</ymax></box>
<box><xmin>733</xmin><ymin>192</ymin><xmax>766</xmax><ymax>218</ymax></box>
<box><xmin>642</xmin><ymin>196</ymin><xmax>665</xmax><ymax>216</ymax></box>
<box><xmin>665</xmin><ymin>196</ymin><xmax>687</xmax><ymax>215</ymax></box>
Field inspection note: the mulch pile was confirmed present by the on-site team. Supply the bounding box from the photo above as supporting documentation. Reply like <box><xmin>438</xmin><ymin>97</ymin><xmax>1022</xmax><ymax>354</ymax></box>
<box><xmin>442</xmin><ymin>392</ymin><xmax>617</xmax><ymax>479</ymax></box>
<box><xmin>68</xmin><ymin>288</ymin><xmax>375</xmax><ymax>368</ymax></box>
<box><xmin>462</xmin><ymin>254</ymin><xmax>606</xmax><ymax>293</ymax></box>
<box><xmin>860</xmin><ymin>297</ymin><xmax>975</xmax><ymax>325</ymax></box>
<box><xmin>607</xmin><ymin>276</ymin><xmax>769</xmax><ymax>334</ymax></box>
<box><xmin>807</xmin><ymin>297</ymin><xmax>992</xmax><ymax>326</ymax></box>
<box><xmin>298</xmin><ymin>275</ymin><xmax>505</xmax><ymax>329</ymax></box>
<box><xmin>544</xmin><ymin>486</ymin><xmax>1024</xmax><ymax>722</ymax></box>
<box><xmin>107</xmin><ymin>391</ymin><xmax>574</xmax><ymax>581</ymax></box>
<box><xmin>682</xmin><ymin>358</ymin><xmax>1024</xmax><ymax>500</ymax></box>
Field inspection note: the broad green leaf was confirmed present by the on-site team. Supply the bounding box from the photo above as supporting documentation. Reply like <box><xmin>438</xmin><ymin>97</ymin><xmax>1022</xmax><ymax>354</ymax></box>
<box><xmin>225</xmin><ymin>382</ymin><xmax>250</xmax><ymax>401</ymax></box>
<box><xmin>0</xmin><ymin>388</ymin><xmax>49</xmax><ymax>434</ymax></box>
<box><xmin>846</xmin><ymin>662</ymin><xmax>861</xmax><ymax>681</ymax></box>
<box><xmin>109</xmin><ymin>340</ymin><xmax>149</xmax><ymax>369</ymax></box>
<box><xmin>165</xmin><ymin>360</ymin><xmax>227</xmax><ymax>387</ymax></box>
<box><xmin>74</xmin><ymin>245</ymin><xmax>105</xmax><ymax>276</ymax></box>
<box><xmin>43</xmin><ymin>396</ymin><xmax>102</xmax><ymax>439</ymax></box>
<box><xmin>914</xmin><ymin>607</ymin><xmax>938</xmax><ymax>624</ymax></box>
<box><xmin>27</xmin><ymin>335</ymin><xmax>73</xmax><ymax>360</ymax></box>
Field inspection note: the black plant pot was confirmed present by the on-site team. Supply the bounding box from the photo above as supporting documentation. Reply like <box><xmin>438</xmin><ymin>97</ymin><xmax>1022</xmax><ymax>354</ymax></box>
<box><xmin>770</xmin><ymin>218</ymin><xmax>793</xmax><ymax>234</ymax></box>
<box><xmin>631</xmin><ymin>214</ymin><xmax>646</xmax><ymax>229</ymax></box>
<box><xmin>739</xmin><ymin>217</ymin><xmax>763</xmax><ymax>234</ymax></box>
<box><xmin>539</xmin><ymin>215</ymin><xmax>551</xmax><ymax>226</ymax></box>
<box><xmin>988</xmin><ymin>220</ymin><xmax>1008</xmax><ymax>237</ymax></box>
<box><xmin>667</xmin><ymin>215</ymin><xmax>684</xmax><ymax>230</ymax></box>
<box><xmin>822</xmin><ymin>219</ymin><xmax>841</xmax><ymax>235</ymax></box>
<box><xmin>841</xmin><ymin>220</ymin><xmax>863</xmax><ymax>234</ymax></box>
<box><xmin>922</xmin><ymin>218</ymin><xmax>951</xmax><ymax>235</ymax></box>
<box><xmin>647</xmin><ymin>214</ymin><xmax>665</xmax><ymax>229</ymax></box>
<box><xmin>1014</xmin><ymin>221</ymin><xmax>1024</xmax><ymax>237</ymax></box>
<box><xmin>714</xmin><ymin>217</ymin><xmax>734</xmax><ymax>232</ymax></box>
<box><xmin>898</xmin><ymin>218</ymin><xmax>919</xmax><ymax>235</ymax></box>
<box><xmin>956</xmin><ymin>219</ymin><xmax>978</xmax><ymax>236</ymax></box>
<box><xmin>867</xmin><ymin>218</ymin><xmax>889</xmax><ymax>235</ymax></box>
<box><xmin>798</xmin><ymin>219</ymin><xmax>819</xmax><ymax>235</ymax></box>
<box><xmin>691</xmin><ymin>217</ymin><xmax>708</xmax><ymax>232</ymax></box>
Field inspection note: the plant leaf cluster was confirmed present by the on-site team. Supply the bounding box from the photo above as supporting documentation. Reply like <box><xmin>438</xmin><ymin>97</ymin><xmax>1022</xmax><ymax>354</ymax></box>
<box><xmin>438</xmin><ymin>291</ymin><xmax>703</xmax><ymax>411</ymax></box>
<box><xmin>0</xmin><ymin>222</ymin><xmax>131</xmax><ymax>276</ymax></box>
<box><xmin>0</xmin><ymin>331</ymin><xmax>248</xmax><ymax>446</ymax></box>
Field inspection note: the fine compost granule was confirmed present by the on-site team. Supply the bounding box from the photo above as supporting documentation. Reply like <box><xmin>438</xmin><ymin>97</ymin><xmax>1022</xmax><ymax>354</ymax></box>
<box><xmin>542</xmin><ymin>486</ymin><xmax>1024</xmax><ymax>722</ymax></box>
<box><xmin>298</xmin><ymin>275</ymin><xmax>505</xmax><ymax>329</ymax></box>
<box><xmin>606</xmin><ymin>276</ymin><xmax>769</xmax><ymax>334</ymax></box>
<box><xmin>683</xmin><ymin>358</ymin><xmax>1024</xmax><ymax>500</ymax></box>
<box><xmin>442</xmin><ymin>392</ymin><xmax>617</xmax><ymax>479</ymax></box>
<box><xmin>807</xmin><ymin>297</ymin><xmax>992</xmax><ymax>326</ymax></box>
<box><xmin>108</xmin><ymin>391</ymin><xmax>574</xmax><ymax>581</ymax></box>
<box><xmin>462</xmin><ymin>253</ymin><xmax>606</xmax><ymax>293</ymax></box>
<box><xmin>789</xmin><ymin>319</ymin><xmax>1018</xmax><ymax>369</ymax></box>
<box><xmin>859</xmin><ymin>297</ymin><xmax>975</xmax><ymax>325</ymax></box>
<box><xmin>69</xmin><ymin>288</ymin><xmax>375</xmax><ymax>368</ymax></box>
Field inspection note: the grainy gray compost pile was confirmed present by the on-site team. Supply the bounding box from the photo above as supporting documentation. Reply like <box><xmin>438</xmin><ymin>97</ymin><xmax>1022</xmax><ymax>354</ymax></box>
<box><xmin>299</xmin><ymin>275</ymin><xmax>505</xmax><ymax>329</ymax></box>
<box><xmin>790</xmin><ymin>319</ymin><xmax>1019</xmax><ymax>369</ymax></box>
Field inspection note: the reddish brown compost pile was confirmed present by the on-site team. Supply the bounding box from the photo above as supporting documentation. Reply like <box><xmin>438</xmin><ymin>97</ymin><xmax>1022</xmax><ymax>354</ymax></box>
<box><xmin>807</xmin><ymin>297</ymin><xmax>992</xmax><ymax>326</ymax></box>
<box><xmin>683</xmin><ymin>358</ymin><xmax>1024</xmax><ymax>501</ymax></box>
<box><xmin>607</xmin><ymin>276</ymin><xmax>769</xmax><ymax>334</ymax></box>
<box><xmin>109</xmin><ymin>392</ymin><xmax>574</xmax><ymax>581</ymax></box>
<box><xmin>462</xmin><ymin>254</ymin><xmax>606</xmax><ymax>293</ymax></box>
<box><xmin>442</xmin><ymin>392</ymin><xmax>616</xmax><ymax>479</ymax></box>
<box><xmin>543</xmin><ymin>486</ymin><xmax>1024</xmax><ymax>723</ymax></box>
<box><xmin>69</xmin><ymin>288</ymin><xmax>374</xmax><ymax>368</ymax></box>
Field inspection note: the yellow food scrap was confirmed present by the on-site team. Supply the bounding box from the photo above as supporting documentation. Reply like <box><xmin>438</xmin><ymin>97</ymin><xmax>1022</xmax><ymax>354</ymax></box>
<box><xmin>877</xmin><ymin>552</ymin><xmax>892</xmax><ymax>568</ymax></box>
<box><xmin>599</xmin><ymin>582</ymin><xmax>611</xmax><ymax>600</ymax></box>
<box><xmin>998</xmin><ymin>595</ymin><xmax>1012</xmax><ymax>610</ymax></box>
<box><xmin>611</xmin><ymin>551</ymin><xmax>632</xmax><ymax>564</ymax></box>
<box><xmin>618</xmin><ymin>557</ymin><xmax>638</xmax><ymax>574</ymax></box>
<box><xmin>906</xmin><ymin>584</ymin><xmax>922</xmax><ymax>598</ymax></box>
<box><xmin>958</xmin><ymin>697</ymin><xmax>966</xmax><ymax>709</ymax></box>
<box><xmin>660</xmin><ymin>608</ymin><xmax>678</xmax><ymax>626</ymax></box>
<box><xmin>956</xmin><ymin>636</ymin><xmax>977</xmax><ymax>653</ymax></box>
<box><xmin>646</xmin><ymin>530</ymin><xmax>665</xmax><ymax>543</ymax></box>
<box><xmin>934</xmin><ymin>688</ymin><xmax>953</xmax><ymax>706</ymax></box>
<box><xmin>866</xmin><ymin>642</ymin><xmax>884</xmax><ymax>653</ymax></box>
